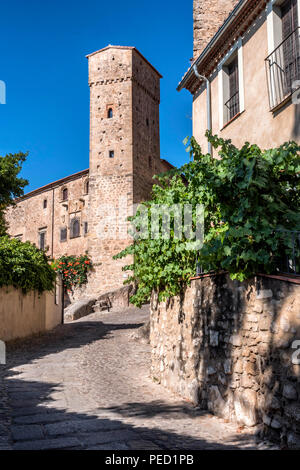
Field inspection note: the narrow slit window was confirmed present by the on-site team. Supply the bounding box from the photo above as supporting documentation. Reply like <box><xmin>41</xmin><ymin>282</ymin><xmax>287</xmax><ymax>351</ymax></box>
<box><xmin>39</xmin><ymin>232</ymin><xmax>46</xmax><ymax>251</ymax></box>
<box><xmin>108</xmin><ymin>108</ymin><xmax>113</xmax><ymax>119</ymax></box>
<box><xmin>109</xmin><ymin>150</ymin><xmax>114</xmax><ymax>158</ymax></box>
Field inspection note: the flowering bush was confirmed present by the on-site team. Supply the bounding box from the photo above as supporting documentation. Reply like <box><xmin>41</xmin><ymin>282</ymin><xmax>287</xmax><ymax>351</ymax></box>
<box><xmin>52</xmin><ymin>254</ymin><xmax>92</xmax><ymax>291</ymax></box>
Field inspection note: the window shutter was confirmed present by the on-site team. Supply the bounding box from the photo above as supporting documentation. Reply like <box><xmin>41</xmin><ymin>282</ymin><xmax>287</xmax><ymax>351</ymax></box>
<box><xmin>282</xmin><ymin>0</ymin><xmax>298</xmax><ymax>40</ymax></box>
<box><xmin>281</xmin><ymin>0</ymin><xmax>299</xmax><ymax>93</ymax></box>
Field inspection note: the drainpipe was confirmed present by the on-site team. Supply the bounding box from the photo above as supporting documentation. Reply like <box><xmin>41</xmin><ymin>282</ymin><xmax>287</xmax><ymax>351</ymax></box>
<box><xmin>193</xmin><ymin>64</ymin><xmax>212</xmax><ymax>156</ymax></box>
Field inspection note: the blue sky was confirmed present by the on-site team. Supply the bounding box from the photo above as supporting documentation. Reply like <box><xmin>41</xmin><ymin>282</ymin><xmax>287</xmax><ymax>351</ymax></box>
<box><xmin>0</xmin><ymin>0</ymin><xmax>193</xmax><ymax>192</ymax></box>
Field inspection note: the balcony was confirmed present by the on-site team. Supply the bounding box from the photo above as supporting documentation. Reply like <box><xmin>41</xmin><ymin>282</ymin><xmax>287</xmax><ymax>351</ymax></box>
<box><xmin>224</xmin><ymin>90</ymin><xmax>240</xmax><ymax>122</ymax></box>
<box><xmin>265</xmin><ymin>27</ymin><xmax>300</xmax><ymax>110</ymax></box>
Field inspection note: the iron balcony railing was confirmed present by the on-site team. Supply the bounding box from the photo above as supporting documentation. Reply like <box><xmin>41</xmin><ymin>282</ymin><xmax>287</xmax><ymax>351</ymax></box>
<box><xmin>265</xmin><ymin>27</ymin><xmax>300</xmax><ymax>110</ymax></box>
<box><xmin>275</xmin><ymin>229</ymin><xmax>300</xmax><ymax>276</ymax></box>
<box><xmin>195</xmin><ymin>229</ymin><xmax>300</xmax><ymax>278</ymax></box>
<box><xmin>224</xmin><ymin>90</ymin><xmax>240</xmax><ymax>122</ymax></box>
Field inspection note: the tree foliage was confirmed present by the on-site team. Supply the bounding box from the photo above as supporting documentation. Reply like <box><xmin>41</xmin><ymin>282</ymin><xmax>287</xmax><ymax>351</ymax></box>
<box><xmin>114</xmin><ymin>132</ymin><xmax>300</xmax><ymax>307</ymax></box>
<box><xmin>0</xmin><ymin>236</ymin><xmax>56</xmax><ymax>293</ymax></box>
<box><xmin>0</xmin><ymin>152</ymin><xmax>28</xmax><ymax>235</ymax></box>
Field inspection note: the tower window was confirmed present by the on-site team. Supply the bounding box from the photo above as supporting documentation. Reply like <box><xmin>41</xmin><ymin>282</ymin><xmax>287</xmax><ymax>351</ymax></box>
<box><xmin>146</xmin><ymin>118</ymin><xmax>149</xmax><ymax>126</ymax></box>
<box><xmin>84</xmin><ymin>222</ymin><xmax>88</xmax><ymax>235</ymax></box>
<box><xmin>43</xmin><ymin>199</ymin><xmax>47</xmax><ymax>209</ymax></box>
<box><xmin>108</xmin><ymin>108</ymin><xmax>113</xmax><ymax>119</ymax></box>
<box><xmin>70</xmin><ymin>218</ymin><xmax>80</xmax><ymax>239</ymax></box>
<box><xmin>84</xmin><ymin>180</ymin><xmax>89</xmax><ymax>195</ymax></box>
<box><xmin>62</xmin><ymin>188</ymin><xmax>68</xmax><ymax>201</ymax></box>
<box><xmin>109</xmin><ymin>150</ymin><xmax>115</xmax><ymax>158</ymax></box>
<box><xmin>60</xmin><ymin>228</ymin><xmax>67</xmax><ymax>242</ymax></box>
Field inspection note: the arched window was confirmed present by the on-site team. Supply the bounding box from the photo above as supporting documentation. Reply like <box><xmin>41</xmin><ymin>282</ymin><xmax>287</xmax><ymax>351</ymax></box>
<box><xmin>108</xmin><ymin>108</ymin><xmax>113</xmax><ymax>119</ymax></box>
<box><xmin>62</xmin><ymin>188</ymin><xmax>68</xmax><ymax>201</ymax></box>
<box><xmin>70</xmin><ymin>218</ymin><xmax>80</xmax><ymax>238</ymax></box>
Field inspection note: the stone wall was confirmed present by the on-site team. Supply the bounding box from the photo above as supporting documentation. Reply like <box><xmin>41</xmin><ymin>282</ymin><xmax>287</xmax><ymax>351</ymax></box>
<box><xmin>193</xmin><ymin>0</ymin><xmax>238</xmax><ymax>59</ymax></box>
<box><xmin>150</xmin><ymin>274</ymin><xmax>300</xmax><ymax>448</ymax></box>
<box><xmin>86</xmin><ymin>46</ymin><xmax>167</xmax><ymax>297</ymax></box>
<box><xmin>0</xmin><ymin>280</ymin><xmax>63</xmax><ymax>342</ymax></box>
<box><xmin>5</xmin><ymin>170</ymin><xmax>89</xmax><ymax>259</ymax></box>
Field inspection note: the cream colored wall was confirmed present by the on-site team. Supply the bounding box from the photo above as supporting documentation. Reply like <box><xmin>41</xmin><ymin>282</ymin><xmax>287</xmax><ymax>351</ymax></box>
<box><xmin>45</xmin><ymin>278</ymin><xmax>63</xmax><ymax>331</ymax></box>
<box><xmin>0</xmin><ymin>283</ymin><xmax>62</xmax><ymax>342</ymax></box>
<box><xmin>193</xmin><ymin>15</ymin><xmax>300</xmax><ymax>152</ymax></box>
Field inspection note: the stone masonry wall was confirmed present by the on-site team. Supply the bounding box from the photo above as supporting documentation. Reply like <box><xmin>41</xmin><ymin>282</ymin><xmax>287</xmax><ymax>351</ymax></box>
<box><xmin>193</xmin><ymin>0</ymin><xmax>238</xmax><ymax>59</ymax></box>
<box><xmin>5</xmin><ymin>170</ymin><xmax>89</xmax><ymax>259</ymax></box>
<box><xmin>86</xmin><ymin>46</ymin><xmax>164</xmax><ymax>297</ymax></box>
<box><xmin>150</xmin><ymin>274</ymin><xmax>300</xmax><ymax>448</ymax></box>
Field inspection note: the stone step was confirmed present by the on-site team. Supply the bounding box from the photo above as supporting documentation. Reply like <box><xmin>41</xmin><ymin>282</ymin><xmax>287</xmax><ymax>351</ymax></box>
<box><xmin>92</xmin><ymin>299</ymin><xmax>111</xmax><ymax>312</ymax></box>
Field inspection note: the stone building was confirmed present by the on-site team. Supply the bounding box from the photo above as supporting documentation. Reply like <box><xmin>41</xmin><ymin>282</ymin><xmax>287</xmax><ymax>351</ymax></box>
<box><xmin>6</xmin><ymin>46</ymin><xmax>172</xmax><ymax>297</ymax></box>
<box><xmin>179</xmin><ymin>0</ymin><xmax>300</xmax><ymax>151</ymax></box>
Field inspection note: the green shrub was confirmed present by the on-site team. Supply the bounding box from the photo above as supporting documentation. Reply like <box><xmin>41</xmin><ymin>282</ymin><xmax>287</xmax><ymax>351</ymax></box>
<box><xmin>0</xmin><ymin>236</ymin><xmax>56</xmax><ymax>293</ymax></box>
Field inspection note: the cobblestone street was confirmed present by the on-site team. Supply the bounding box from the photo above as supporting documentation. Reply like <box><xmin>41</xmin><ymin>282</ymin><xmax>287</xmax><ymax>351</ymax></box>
<box><xmin>1</xmin><ymin>306</ymin><xmax>263</xmax><ymax>450</ymax></box>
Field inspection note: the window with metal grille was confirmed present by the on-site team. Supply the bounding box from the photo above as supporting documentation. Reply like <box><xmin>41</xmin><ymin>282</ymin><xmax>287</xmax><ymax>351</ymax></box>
<box><xmin>282</xmin><ymin>0</ymin><xmax>299</xmax><ymax>93</ymax></box>
<box><xmin>265</xmin><ymin>0</ymin><xmax>300</xmax><ymax>109</ymax></box>
<box><xmin>225</xmin><ymin>56</ymin><xmax>240</xmax><ymax>122</ymax></box>
<box><xmin>70</xmin><ymin>218</ymin><xmax>80</xmax><ymax>238</ymax></box>
<box><xmin>60</xmin><ymin>228</ymin><xmax>67</xmax><ymax>242</ymax></box>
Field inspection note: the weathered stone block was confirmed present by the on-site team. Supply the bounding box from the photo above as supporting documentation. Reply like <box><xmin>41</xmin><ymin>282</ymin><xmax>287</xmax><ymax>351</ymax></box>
<box><xmin>234</xmin><ymin>389</ymin><xmax>258</xmax><ymax>427</ymax></box>
<box><xmin>256</xmin><ymin>289</ymin><xmax>273</xmax><ymax>300</ymax></box>
<box><xmin>282</xmin><ymin>384</ymin><xmax>298</xmax><ymax>400</ymax></box>
<box><xmin>229</xmin><ymin>334</ymin><xmax>242</xmax><ymax>347</ymax></box>
<box><xmin>209</xmin><ymin>330</ymin><xmax>219</xmax><ymax>347</ymax></box>
<box><xmin>224</xmin><ymin>359</ymin><xmax>232</xmax><ymax>375</ymax></box>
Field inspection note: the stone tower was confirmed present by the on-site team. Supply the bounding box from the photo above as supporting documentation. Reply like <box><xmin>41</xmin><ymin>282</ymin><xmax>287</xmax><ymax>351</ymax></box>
<box><xmin>86</xmin><ymin>46</ymin><xmax>162</xmax><ymax>296</ymax></box>
<box><xmin>193</xmin><ymin>0</ymin><xmax>238</xmax><ymax>59</ymax></box>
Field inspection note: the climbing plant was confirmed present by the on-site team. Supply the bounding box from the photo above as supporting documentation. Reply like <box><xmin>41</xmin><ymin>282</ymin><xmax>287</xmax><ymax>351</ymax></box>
<box><xmin>114</xmin><ymin>132</ymin><xmax>300</xmax><ymax>307</ymax></box>
<box><xmin>53</xmin><ymin>254</ymin><xmax>92</xmax><ymax>291</ymax></box>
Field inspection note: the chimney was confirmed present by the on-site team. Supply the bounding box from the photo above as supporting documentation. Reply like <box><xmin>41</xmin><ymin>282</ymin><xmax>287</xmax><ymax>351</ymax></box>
<box><xmin>193</xmin><ymin>0</ymin><xmax>239</xmax><ymax>60</ymax></box>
